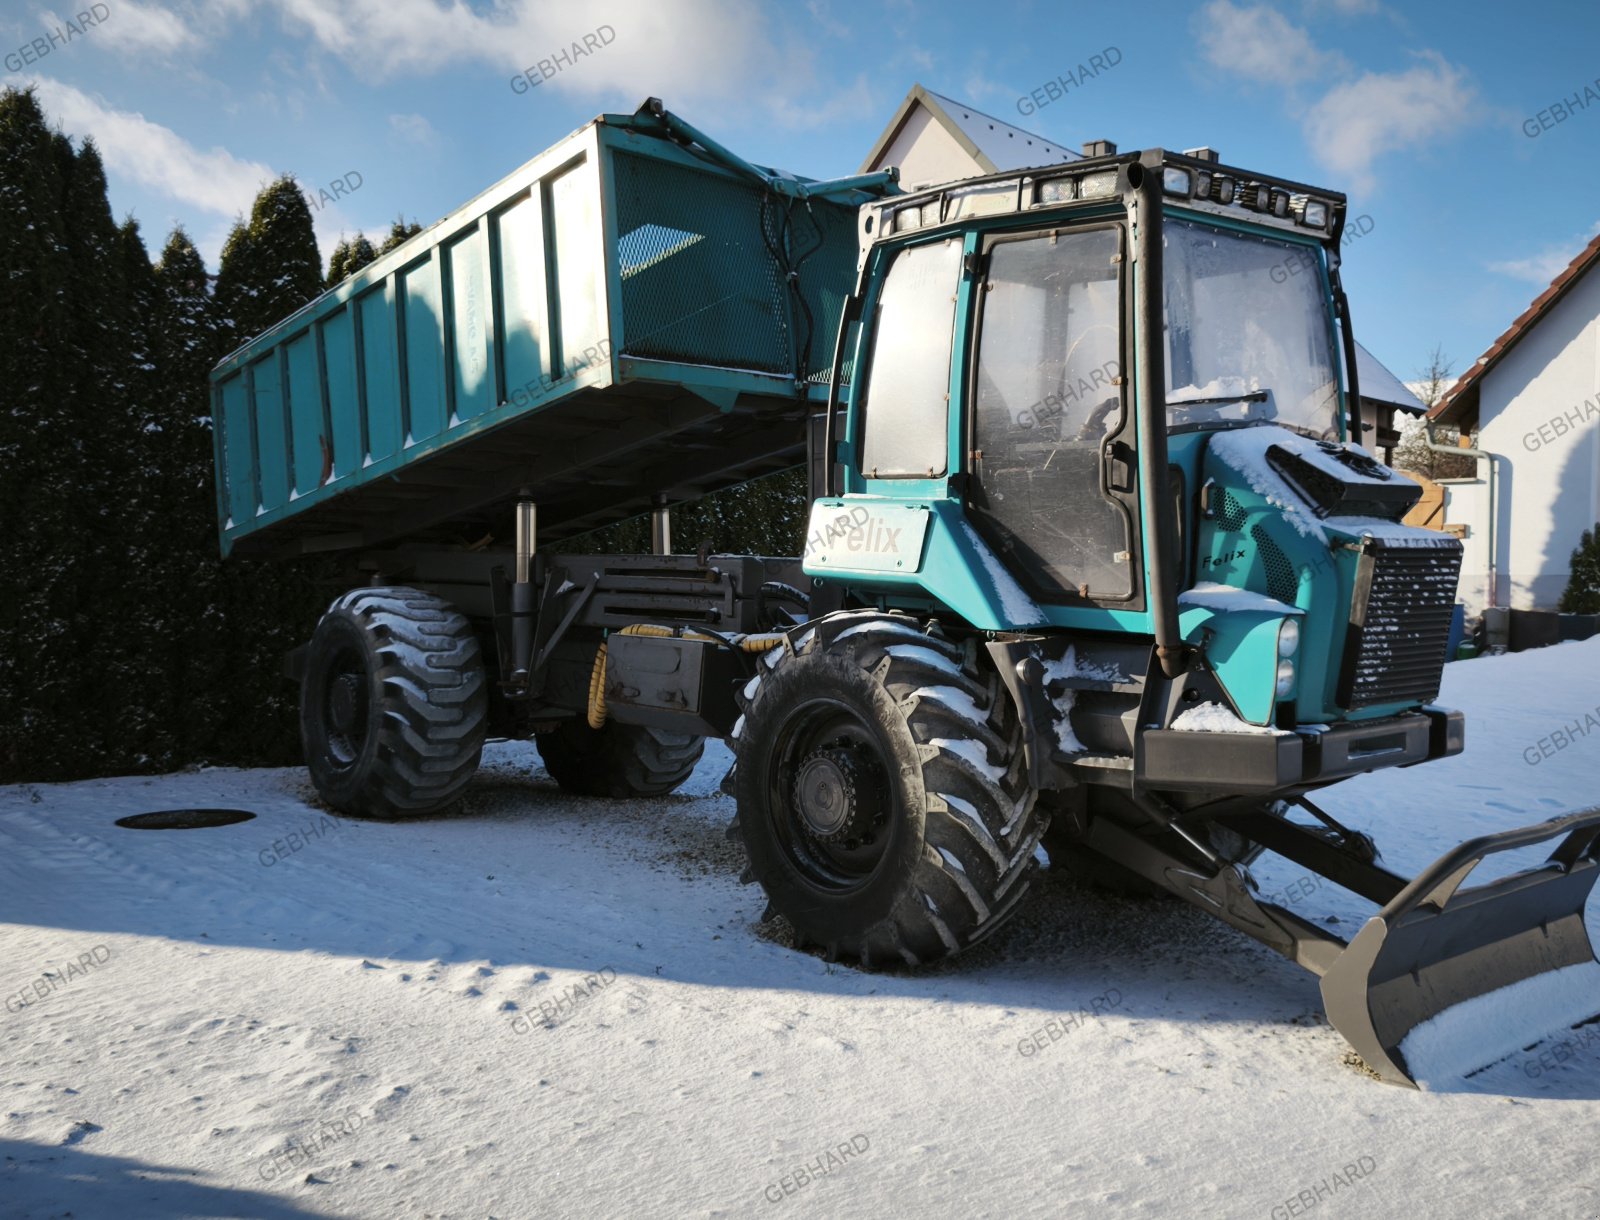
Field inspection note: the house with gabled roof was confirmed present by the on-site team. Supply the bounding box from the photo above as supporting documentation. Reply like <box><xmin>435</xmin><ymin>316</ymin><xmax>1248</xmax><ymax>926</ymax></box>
<box><xmin>859</xmin><ymin>84</ymin><xmax>1079</xmax><ymax>189</ymax></box>
<box><xmin>1429</xmin><ymin>234</ymin><xmax>1600</xmax><ymax>612</ymax></box>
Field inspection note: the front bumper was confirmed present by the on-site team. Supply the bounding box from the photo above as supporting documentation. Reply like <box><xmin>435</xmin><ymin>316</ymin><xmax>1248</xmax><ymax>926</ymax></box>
<box><xmin>1137</xmin><ymin>705</ymin><xmax>1464</xmax><ymax>793</ymax></box>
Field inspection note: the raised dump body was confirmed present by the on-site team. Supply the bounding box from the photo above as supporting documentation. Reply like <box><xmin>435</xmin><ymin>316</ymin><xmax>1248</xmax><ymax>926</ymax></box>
<box><xmin>210</xmin><ymin>102</ymin><xmax>893</xmax><ymax>558</ymax></box>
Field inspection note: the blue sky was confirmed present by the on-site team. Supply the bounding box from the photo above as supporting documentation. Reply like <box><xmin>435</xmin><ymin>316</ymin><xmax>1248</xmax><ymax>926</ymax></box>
<box><xmin>6</xmin><ymin>0</ymin><xmax>1598</xmax><ymax>390</ymax></box>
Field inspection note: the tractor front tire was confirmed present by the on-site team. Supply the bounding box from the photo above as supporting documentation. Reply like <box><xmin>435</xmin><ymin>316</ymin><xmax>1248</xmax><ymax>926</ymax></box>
<box><xmin>535</xmin><ymin>720</ymin><xmax>705</xmax><ymax>798</ymax></box>
<box><xmin>733</xmin><ymin>612</ymin><xmax>1045</xmax><ymax>967</ymax></box>
<box><xmin>300</xmin><ymin>587</ymin><xmax>487</xmax><ymax>818</ymax></box>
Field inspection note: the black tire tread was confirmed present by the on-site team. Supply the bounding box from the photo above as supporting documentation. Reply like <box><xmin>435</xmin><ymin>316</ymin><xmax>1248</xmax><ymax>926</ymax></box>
<box><xmin>305</xmin><ymin>586</ymin><xmax>487</xmax><ymax>819</ymax></box>
<box><xmin>536</xmin><ymin>720</ymin><xmax>705</xmax><ymax>798</ymax></box>
<box><xmin>737</xmin><ymin>611</ymin><xmax>1045</xmax><ymax>966</ymax></box>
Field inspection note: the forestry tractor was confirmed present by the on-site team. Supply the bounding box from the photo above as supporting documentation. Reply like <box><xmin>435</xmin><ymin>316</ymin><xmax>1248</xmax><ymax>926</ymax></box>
<box><xmin>210</xmin><ymin>100</ymin><xmax>1600</xmax><ymax>1086</ymax></box>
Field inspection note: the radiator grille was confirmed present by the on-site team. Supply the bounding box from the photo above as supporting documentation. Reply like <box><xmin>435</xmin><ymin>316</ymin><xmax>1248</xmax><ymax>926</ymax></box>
<box><xmin>1337</xmin><ymin>536</ymin><xmax>1462</xmax><ymax>709</ymax></box>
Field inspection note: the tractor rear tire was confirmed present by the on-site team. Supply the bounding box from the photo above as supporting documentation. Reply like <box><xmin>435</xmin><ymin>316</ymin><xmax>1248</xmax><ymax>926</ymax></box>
<box><xmin>300</xmin><ymin>586</ymin><xmax>487</xmax><ymax>818</ymax></box>
<box><xmin>535</xmin><ymin>720</ymin><xmax>705</xmax><ymax>798</ymax></box>
<box><xmin>733</xmin><ymin>611</ymin><xmax>1045</xmax><ymax>967</ymax></box>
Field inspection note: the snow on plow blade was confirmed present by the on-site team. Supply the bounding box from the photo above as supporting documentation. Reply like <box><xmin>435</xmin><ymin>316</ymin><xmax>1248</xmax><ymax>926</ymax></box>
<box><xmin>1320</xmin><ymin>806</ymin><xmax>1600</xmax><ymax>1087</ymax></box>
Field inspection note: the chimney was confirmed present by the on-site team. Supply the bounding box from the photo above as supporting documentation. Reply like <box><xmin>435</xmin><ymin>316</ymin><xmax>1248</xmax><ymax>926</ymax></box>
<box><xmin>1184</xmin><ymin>147</ymin><xmax>1220</xmax><ymax>163</ymax></box>
<box><xmin>1081</xmin><ymin>139</ymin><xmax>1117</xmax><ymax>158</ymax></box>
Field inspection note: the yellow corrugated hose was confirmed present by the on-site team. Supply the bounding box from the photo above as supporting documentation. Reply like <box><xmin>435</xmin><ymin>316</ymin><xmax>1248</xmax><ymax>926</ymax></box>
<box><xmin>586</xmin><ymin>626</ymin><xmax>783</xmax><ymax>729</ymax></box>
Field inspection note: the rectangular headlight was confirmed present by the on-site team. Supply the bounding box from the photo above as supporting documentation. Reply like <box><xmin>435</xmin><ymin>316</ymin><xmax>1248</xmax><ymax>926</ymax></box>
<box><xmin>1162</xmin><ymin>167</ymin><xmax>1192</xmax><ymax>197</ymax></box>
<box><xmin>1244</xmin><ymin>184</ymin><xmax>1273</xmax><ymax>212</ymax></box>
<box><xmin>1078</xmin><ymin>171</ymin><xmax>1118</xmax><ymax>199</ymax></box>
<box><xmin>1298</xmin><ymin>198</ymin><xmax>1330</xmax><ymax>229</ymax></box>
<box><xmin>1035</xmin><ymin>176</ymin><xmax>1075</xmax><ymax>205</ymax></box>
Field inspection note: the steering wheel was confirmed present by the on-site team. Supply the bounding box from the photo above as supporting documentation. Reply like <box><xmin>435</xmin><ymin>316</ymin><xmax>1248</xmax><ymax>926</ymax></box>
<box><xmin>1074</xmin><ymin>395</ymin><xmax>1121</xmax><ymax>443</ymax></box>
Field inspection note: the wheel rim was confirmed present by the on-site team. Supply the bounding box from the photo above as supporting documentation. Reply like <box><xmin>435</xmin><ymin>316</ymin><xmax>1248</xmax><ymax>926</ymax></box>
<box><xmin>764</xmin><ymin>697</ymin><xmax>894</xmax><ymax>892</ymax></box>
<box><xmin>322</xmin><ymin>646</ymin><xmax>370</xmax><ymax>767</ymax></box>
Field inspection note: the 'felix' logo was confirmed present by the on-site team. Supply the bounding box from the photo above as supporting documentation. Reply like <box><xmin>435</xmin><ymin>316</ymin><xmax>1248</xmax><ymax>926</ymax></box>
<box><xmin>843</xmin><ymin>519</ymin><xmax>902</xmax><ymax>554</ymax></box>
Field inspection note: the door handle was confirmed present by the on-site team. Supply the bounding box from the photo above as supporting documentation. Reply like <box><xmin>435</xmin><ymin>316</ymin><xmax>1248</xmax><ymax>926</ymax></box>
<box><xmin>1103</xmin><ymin>441</ymin><xmax>1135</xmax><ymax>494</ymax></box>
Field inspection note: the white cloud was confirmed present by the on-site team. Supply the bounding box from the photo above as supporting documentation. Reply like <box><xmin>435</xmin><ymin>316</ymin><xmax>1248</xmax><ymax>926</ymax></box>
<box><xmin>89</xmin><ymin>0</ymin><xmax>198</xmax><ymax>54</ymax></box>
<box><xmin>1486</xmin><ymin>222</ymin><xmax>1600</xmax><ymax>285</ymax></box>
<box><xmin>803</xmin><ymin>0</ymin><xmax>851</xmax><ymax>40</ymax></box>
<box><xmin>28</xmin><ymin>76</ymin><xmax>273</xmax><ymax>216</ymax></box>
<box><xmin>1301</xmin><ymin>51</ymin><xmax>1477</xmax><ymax>194</ymax></box>
<box><xmin>960</xmin><ymin>70</ymin><xmax>1015</xmax><ymax>107</ymax></box>
<box><xmin>1194</xmin><ymin>0</ymin><xmax>1344</xmax><ymax>88</ymax></box>
<box><xmin>262</xmin><ymin>0</ymin><xmax>791</xmax><ymax>115</ymax></box>
<box><xmin>1302</xmin><ymin>0</ymin><xmax>1381</xmax><ymax>14</ymax></box>
<box><xmin>389</xmin><ymin>112</ymin><xmax>439</xmax><ymax>148</ymax></box>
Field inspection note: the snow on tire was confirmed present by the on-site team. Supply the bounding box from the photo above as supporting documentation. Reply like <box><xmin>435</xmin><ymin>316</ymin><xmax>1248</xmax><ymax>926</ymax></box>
<box><xmin>733</xmin><ymin>610</ymin><xmax>1045</xmax><ymax>967</ymax></box>
<box><xmin>300</xmin><ymin>586</ymin><xmax>487</xmax><ymax>818</ymax></box>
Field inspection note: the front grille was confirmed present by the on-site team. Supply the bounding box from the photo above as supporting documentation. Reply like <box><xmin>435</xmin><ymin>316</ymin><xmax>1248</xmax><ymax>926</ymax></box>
<box><xmin>1336</xmin><ymin>534</ymin><xmax>1462</xmax><ymax>709</ymax></box>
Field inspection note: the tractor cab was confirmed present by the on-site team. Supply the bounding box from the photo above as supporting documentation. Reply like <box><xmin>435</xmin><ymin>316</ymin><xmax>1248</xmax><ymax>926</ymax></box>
<box><xmin>808</xmin><ymin>148</ymin><xmax>1462</xmax><ymax>758</ymax></box>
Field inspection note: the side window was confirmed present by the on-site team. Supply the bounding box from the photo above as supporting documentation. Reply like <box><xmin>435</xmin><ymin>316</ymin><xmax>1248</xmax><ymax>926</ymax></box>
<box><xmin>971</xmin><ymin>227</ymin><xmax>1132</xmax><ymax>600</ymax></box>
<box><xmin>858</xmin><ymin>238</ymin><xmax>962</xmax><ymax>478</ymax></box>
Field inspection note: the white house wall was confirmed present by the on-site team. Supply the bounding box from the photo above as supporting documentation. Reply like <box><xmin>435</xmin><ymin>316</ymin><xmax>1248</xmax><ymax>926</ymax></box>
<box><xmin>1444</xmin><ymin>479</ymin><xmax>1491</xmax><ymax>612</ymax></box>
<box><xmin>1471</xmin><ymin>265</ymin><xmax>1600</xmax><ymax>611</ymax></box>
<box><xmin>871</xmin><ymin>107</ymin><xmax>981</xmax><ymax>189</ymax></box>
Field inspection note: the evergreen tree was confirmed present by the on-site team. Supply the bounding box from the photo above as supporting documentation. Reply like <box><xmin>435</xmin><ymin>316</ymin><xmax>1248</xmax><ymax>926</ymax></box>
<box><xmin>205</xmin><ymin>179</ymin><xmax>340</xmax><ymax>765</ymax></box>
<box><xmin>113</xmin><ymin>215</ymin><xmax>181</xmax><ymax>768</ymax></box>
<box><xmin>151</xmin><ymin>228</ymin><xmax>225</xmax><ymax>764</ymax></box>
<box><xmin>379</xmin><ymin>216</ymin><xmax>423</xmax><ymax>254</ymax></box>
<box><xmin>214</xmin><ymin>175</ymin><xmax>323</xmax><ymax>350</ymax></box>
<box><xmin>1560</xmin><ymin>525</ymin><xmax>1600</xmax><ymax>614</ymax></box>
<box><xmin>0</xmin><ymin>87</ymin><xmax>78</xmax><ymax>780</ymax></box>
<box><xmin>557</xmin><ymin>467</ymin><xmax>809</xmax><ymax>559</ymax></box>
<box><xmin>327</xmin><ymin>233</ymin><xmax>378</xmax><ymax>286</ymax></box>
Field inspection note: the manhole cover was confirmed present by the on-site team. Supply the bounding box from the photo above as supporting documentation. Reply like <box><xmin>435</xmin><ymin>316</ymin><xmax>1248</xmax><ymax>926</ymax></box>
<box><xmin>115</xmin><ymin>809</ymin><xmax>258</xmax><ymax>830</ymax></box>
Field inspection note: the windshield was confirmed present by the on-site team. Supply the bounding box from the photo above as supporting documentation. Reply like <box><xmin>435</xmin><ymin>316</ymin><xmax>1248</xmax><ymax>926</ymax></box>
<box><xmin>1162</xmin><ymin>217</ymin><xmax>1341</xmax><ymax>440</ymax></box>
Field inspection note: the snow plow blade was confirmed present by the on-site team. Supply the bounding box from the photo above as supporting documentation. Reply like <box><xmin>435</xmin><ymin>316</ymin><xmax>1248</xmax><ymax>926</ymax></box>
<box><xmin>1320</xmin><ymin>806</ymin><xmax>1600</xmax><ymax>1087</ymax></box>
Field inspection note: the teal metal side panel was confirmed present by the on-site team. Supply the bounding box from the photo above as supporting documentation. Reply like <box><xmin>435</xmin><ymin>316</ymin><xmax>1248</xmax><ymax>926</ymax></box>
<box><xmin>284</xmin><ymin>330</ymin><xmax>323</xmax><ymax>495</ymax></box>
<box><xmin>1179</xmin><ymin>604</ymin><xmax>1293</xmax><ymax>725</ymax></box>
<box><xmin>321</xmin><ymin>307</ymin><xmax>361</xmax><ymax>480</ymax></box>
<box><xmin>250</xmin><ymin>354</ymin><xmax>288</xmax><ymax>513</ymax></box>
<box><xmin>548</xmin><ymin>158</ymin><xmax>604</xmax><ymax>371</ymax></box>
<box><xmin>218</xmin><ymin>373</ymin><xmax>254</xmax><ymax>526</ymax></box>
<box><xmin>208</xmin><ymin>116</ymin><xmax>873</xmax><ymax>556</ymax></box>
<box><xmin>804</xmin><ymin>497</ymin><xmax>1049</xmax><ymax>631</ymax></box>
<box><xmin>358</xmin><ymin>285</ymin><xmax>400</xmax><ymax>463</ymax></box>
<box><xmin>446</xmin><ymin>224</ymin><xmax>494</xmax><ymax>423</ymax></box>
<box><xmin>495</xmin><ymin>192</ymin><xmax>549</xmax><ymax>403</ymax></box>
<box><xmin>400</xmin><ymin>258</ymin><xmax>447</xmax><ymax>445</ymax></box>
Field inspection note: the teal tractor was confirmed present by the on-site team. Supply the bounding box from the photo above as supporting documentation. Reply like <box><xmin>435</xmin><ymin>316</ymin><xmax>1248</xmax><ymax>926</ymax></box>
<box><xmin>220</xmin><ymin>103</ymin><xmax>1600</xmax><ymax>1087</ymax></box>
<box><xmin>728</xmin><ymin>147</ymin><xmax>1600</xmax><ymax>1087</ymax></box>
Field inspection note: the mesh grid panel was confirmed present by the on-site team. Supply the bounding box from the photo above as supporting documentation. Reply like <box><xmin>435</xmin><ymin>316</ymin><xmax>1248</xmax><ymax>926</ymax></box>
<box><xmin>611</xmin><ymin>151</ymin><xmax>859</xmax><ymax>381</ymax></box>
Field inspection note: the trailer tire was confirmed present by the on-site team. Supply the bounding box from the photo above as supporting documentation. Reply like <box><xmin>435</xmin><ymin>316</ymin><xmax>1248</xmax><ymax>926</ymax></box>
<box><xmin>535</xmin><ymin>720</ymin><xmax>705</xmax><ymax>798</ymax></box>
<box><xmin>300</xmin><ymin>586</ymin><xmax>487</xmax><ymax>818</ymax></box>
<box><xmin>733</xmin><ymin>612</ymin><xmax>1045</xmax><ymax>967</ymax></box>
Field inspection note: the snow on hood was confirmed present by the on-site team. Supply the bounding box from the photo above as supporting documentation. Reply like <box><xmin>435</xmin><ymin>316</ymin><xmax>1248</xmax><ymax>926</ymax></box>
<box><xmin>1179</xmin><ymin>581</ymin><xmax>1300</xmax><ymax>617</ymax></box>
<box><xmin>1206</xmin><ymin>427</ymin><xmax>1331</xmax><ymax>542</ymax></box>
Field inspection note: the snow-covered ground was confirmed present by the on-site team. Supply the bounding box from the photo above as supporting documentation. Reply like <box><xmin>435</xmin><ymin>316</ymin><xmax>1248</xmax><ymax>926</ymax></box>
<box><xmin>4</xmin><ymin>641</ymin><xmax>1600</xmax><ymax>1219</ymax></box>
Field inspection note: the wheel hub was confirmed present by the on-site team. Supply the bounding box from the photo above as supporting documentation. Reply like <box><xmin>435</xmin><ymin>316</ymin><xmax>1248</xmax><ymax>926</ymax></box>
<box><xmin>793</xmin><ymin>746</ymin><xmax>884</xmax><ymax>844</ymax></box>
<box><xmin>329</xmin><ymin>672</ymin><xmax>366</xmax><ymax>736</ymax></box>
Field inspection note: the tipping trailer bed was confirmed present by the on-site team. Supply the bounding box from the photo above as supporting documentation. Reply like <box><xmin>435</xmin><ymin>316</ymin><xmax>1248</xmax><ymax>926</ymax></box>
<box><xmin>209</xmin><ymin>102</ymin><xmax>894</xmax><ymax>559</ymax></box>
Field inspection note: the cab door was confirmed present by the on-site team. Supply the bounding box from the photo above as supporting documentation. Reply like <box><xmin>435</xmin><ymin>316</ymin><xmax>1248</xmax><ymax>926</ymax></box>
<box><xmin>965</xmin><ymin>224</ymin><xmax>1141</xmax><ymax>607</ymax></box>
